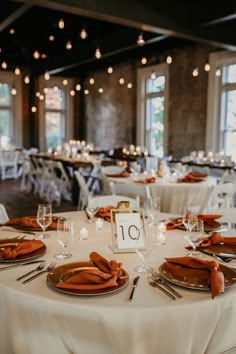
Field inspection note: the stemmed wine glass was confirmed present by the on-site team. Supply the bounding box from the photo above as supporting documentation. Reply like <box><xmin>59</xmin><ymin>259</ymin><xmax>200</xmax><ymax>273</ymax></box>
<box><xmin>86</xmin><ymin>206</ymin><xmax>99</xmax><ymax>223</ymax></box>
<box><xmin>186</xmin><ymin>220</ymin><xmax>205</xmax><ymax>257</ymax></box>
<box><xmin>54</xmin><ymin>218</ymin><xmax>74</xmax><ymax>260</ymax></box>
<box><xmin>36</xmin><ymin>203</ymin><xmax>52</xmax><ymax>239</ymax></box>
<box><xmin>134</xmin><ymin>227</ymin><xmax>155</xmax><ymax>274</ymax></box>
<box><xmin>146</xmin><ymin>197</ymin><xmax>161</xmax><ymax>226</ymax></box>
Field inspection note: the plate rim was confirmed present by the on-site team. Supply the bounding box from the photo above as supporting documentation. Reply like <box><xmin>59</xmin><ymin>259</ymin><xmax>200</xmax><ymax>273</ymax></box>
<box><xmin>159</xmin><ymin>261</ymin><xmax>236</xmax><ymax>291</ymax></box>
<box><xmin>47</xmin><ymin>261</ymin><xmax>129</xmax><ymax>296</ymax></box>
<box><xmin>0</xmin><ymin>238</ymin><xmax>46</xmax><ymax>263</ymax></box>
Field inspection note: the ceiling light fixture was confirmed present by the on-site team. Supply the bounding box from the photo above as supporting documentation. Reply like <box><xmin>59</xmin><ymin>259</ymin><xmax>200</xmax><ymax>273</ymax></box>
<box><xmin>33</xmin><ymin>50</ymin><xmax>40</xmax><ymax>59</ymax></box>
<box><xmin>137</xmin><ymin>32</ymin><xmax>145</xmax><ymax>46</ymax></box>
<box><xmin>24</xmin><ymin>75</ymin><xmax>30</xmax><ymax>84</ymax></box>
<box><xmin>98</xmin><ymin>88</ymin><xmax>103</xmax><ymax>93</ymax></box>
<box><xmin>107</xmin><ymin>67</ymin><xmax>113</xmax><ymax>74</ymax></box>
<box><xmin>95</xmin><ymin>47</ymin><xmax>102</xmax><ymax>59</ymax></box>
<box><xmin>166</xmin><ymin>55</ymin><xmax>172</xmax><ymax>64</ymax></box>
<box><xmin>58</xmin><ymin>18</ymin><xmax>64</xmax><ymax>29</ymax></box>
<box><xmin>141</xmin><ymin>57</ymin><xmax>147</xmax><ymax>65</ymax></box>
<box><xmin>89</xmin><ymin>78</ymin><xmax>95</xmax><ymax>85</ymax></box>
<box><xmin>204</xmin><ymin>62</ymin><xmax>210</xmax><ymax>72</ymax></box>
<box><xmin>66</xmin><ymin>40</ymin><xmax>72</xmax><ymax>50</ymax></box>
<box><xmin>192</xmin><ymin>67</ymin><xmax>199</xmax><ymax>77</ymax></box>
<box><xmin>80</xmin><ymin>28</ymin><xmax>88</xmax><ymax>39</ymax></box>
<box><xmin>1</xmin><ymin>61</ymin><xmax>7</xmax><ymax>69</ymax></box>
<box><xmin>119</xmin><ymin>77</ymin><xmax>125</xmax><ymax>85</ymax></box>
<box><xmin>215</xmin><ymin>67</ymin><xmax>221</xmax><ymax>77</ymax></box>
<box><xmin>76</xmin><ymin>84</ymin><xmax>81</xmax><ymax>91</ymax></box>
<box><xmin>49</xmin><ymin>35</ymin><xmax>55</xmax><ymax>42</ymax></box>
<box><xmin>63</xmin><ymin>79</ymin><xmax>68</xmax><ymax>86</ymax></box>
<box><xmin>44</xmin><ymin>71</ymin><xmax>50</xmax><ymax>80</ymax></box>
<box><xmin>151</xmin><ymin>71</ymin><xmax>156</xmax><ymax>80</ymax></box>
<box><xmin>14</xmin><ymin>67</ymin><xmax>20</xmax><ymax>75</ymax></box>
<box><xmin>11</xmin><ymin>87</ymin><xmax>17</xmax><ymax>95</ymax></box>
<box><xmin>9</xmin><ymin>28</ymin><xmax>15</xmax><ymax>35</ymax></box>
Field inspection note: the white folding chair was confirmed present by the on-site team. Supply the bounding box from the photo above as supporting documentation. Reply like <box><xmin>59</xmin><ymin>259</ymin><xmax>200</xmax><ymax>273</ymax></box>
<box><xmin>0</xmin><ymin>150</ymin><xmax>20</xmax><ymax>180</ymax></box>
<box><xmin>74</xmin><ymin>170</ymin><xmax>92</xmax><ymax>210</ymax></box>
<box><xmin>0</xmin><ymin>204</ymin><xmax>9</xmax><ymax>223</ymax></box>
<box><xmin>110</xmin><ymin>181</ymin><xmax>150</xmax><ymax>209</ymax></box>
<box><xmin>87</xmin><ymin>195</ymin><xmax>139</xmax><ymax>209</ymax></box>
<box><xmin>211</xmin><ymin>207</ymin><xmax>236</xmax><ymax>229</ymax></box>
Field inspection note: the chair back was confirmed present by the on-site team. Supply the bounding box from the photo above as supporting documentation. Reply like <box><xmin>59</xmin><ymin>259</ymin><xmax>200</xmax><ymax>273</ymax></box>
<box><xmin>110</xmin><ymin>181</ymin><xmax>151</xmax><ymax>209</ymax></box>
<box><xmin>74</xmin><ymin>170</ymin><xmax>91</xmax><ymax>210</ymax></box>
<box><xmin>208</xmin><ymin>182</ymin><xmax>236</xmax><ymax>211</ymax></box>
<box><xmin>87</xmin><ymin>195</ymin><xmax>139</xmax><ymax>209</ymax></box>
<box><xmin>0</xmin><ymin>204</ymin><xmax>9</xmax><ymax>223</ymax></box>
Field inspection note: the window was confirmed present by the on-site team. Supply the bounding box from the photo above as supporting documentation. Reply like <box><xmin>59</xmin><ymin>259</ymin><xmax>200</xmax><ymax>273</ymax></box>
<box><xmin>0</xmin><ymin>71</ymin><xmax>22</xmax><ymax>148</ymax></box>
<box><xmin>39</xmin><ymin>76</ymin><xmax>74</xmax><ymax>151</ymax></box>
<box><xmin>137</xmin><ymin>63</ymin><xmax>169</xmax><ymax>157</ymax></box>
<box><xmin>206</xmin><ymin>51</ymin><xmax>236</xmax><ymax>162</ymax></box>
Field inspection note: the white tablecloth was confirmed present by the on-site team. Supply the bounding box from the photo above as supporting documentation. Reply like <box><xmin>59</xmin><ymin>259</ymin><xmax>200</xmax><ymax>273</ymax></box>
<box><xmin>0</xmin><ymin>211</ymin><xmax>236</xmax><ymax>354</ymax></box>
<box><xmin>109</xmin><ymin>176</ymin><xmax>216</xmax><ymax>214</ymax></box>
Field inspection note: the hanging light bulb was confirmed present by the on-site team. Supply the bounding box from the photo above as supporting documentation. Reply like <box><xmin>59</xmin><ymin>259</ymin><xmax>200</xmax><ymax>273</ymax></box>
<box><xmin>137</xmin><ymin>33</ymin><xmax>145</xmax><ymax>46</ymax></box>
<box><xmin>76</xmin><ymin>84</ymin><xmax>81</xmax><ymax>91</ymax></box>
<box><xmin>166</xmin><ymin>55</ymin><xmax>172</xmax><ymax>64</ymax></box>
<box><xmin>95</xmin><ymin>47</ymin><xmax>102</xmax><ymax>59</ymax></box>
<box><xmin>216</xmin><ymin>67</ymin><xmax>221</xmax><ymax>77</ymax></box>
<box><xmin>192</xmin><ymin>67</ymin><xmax>199</xmax><ymax>77</ymax></box>
<box><xmin>49</xmin><ymin>35</ymin><xmax>55</xmax><ymax>42</ymax></box>
<box><xmin>98</xmin><ymin>88</ymin><xmax>103</xmax><ymax>93</ymax></box>
<box><xmin>84</xmin><ymin>89</ymin><xmax>89</xmax><ymax>95</ymax></box>
<box><xmin>204</xmin><ymin>62</ymin><xmax>210</xmax><ymax>72</ymax></box>
<box><xmin>41</xmin><ymin>53</ymin><xmax>47</xmax><ymax>59</ymax></box>
<box><xmin>33</xmin><ymin>50</ymin><xmax>40</xmax><ymax>59</ymax></box>
<box><xmin>151</xmin><ymin>71</ymin><xmax>156</xmax><ymax>80</ymax></box>
<box><xmin>70</xmin><ymin>90</ymin><xmax>75</xmax><ymax>96</ymax></box>
<box><xmin>58</xmin><ymin>18</ymin><xmax>64</xmax><ymax>29</ymax></box>
<box><xmin>9</xmin><ymin>28</ymin><xmax>15</xmax><ymax>35</ymax></box>
<box><xmin>119</xmin><ymin>77</ymin><xmax>125</xmax><ymax>85</ymax></box>
<box><xmin>63</xmin><ymin>79</ymin><xmax>68</xmax><ymax>86</ymax></box>
<box><xmin>2</xmin><ymin>61</ymin><xmax>7</xmax><ymax>69</ymax></box>
<box><xmin>14</xmin><ymin>67</ymin><xmax>20</xmax><ymax>75</ymax></box>
<box><xmin>24</xmin><ymin>75</ymin><xmax>30</xmax><ymax>84</ymax></box>
<box><xmin>44</xmin><ymin>71</ymin><xmax>50</xmax><ymax>80</ymax></box>
<box><xmin>31</xmin><ymin>106</ymin><xmax>37</xmax><ymax>113</ymax></box>
<box><xmin>80</xmin><ymin>28</ymin><xmax>88</xmax><ymax>39</ymax></box>
<box><xmin>127</xmin><ymin>82</ymin><xmax>132</xmax><ymax>89</ymax></box>
<box><xmin>107</xmin><ymin>67</ymin><xmax>113</xmax><ymax>74</ymax></box>
<box><xmin>141</xmin><ymin>57</ymin><xmax>147</xmax><ymax>65</ymax></box>
<box><xmin>66</xmin><ymin>40</ymin><xmax>72</xmax><ymax>50</ymax></box>
<box><xmin>11</xmin><ymin>87</ymin><xmax>17</xmax><ymax>95</ymax></box>
<box><xmin>89</xmin><ymin>78</ymin><xmax>95</xmax><ymax>85</ymax></box>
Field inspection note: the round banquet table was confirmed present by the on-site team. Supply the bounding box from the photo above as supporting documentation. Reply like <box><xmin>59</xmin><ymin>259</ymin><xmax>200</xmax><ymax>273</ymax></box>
<box><xmin>108</xmin><ymin>175</ymin><xmax>216</xmax><ymax>214</ymax></box>
<box><xmin>0</xmin><ymin>211</ymin><xmax>236</xmax><ymax>354</ymax></box>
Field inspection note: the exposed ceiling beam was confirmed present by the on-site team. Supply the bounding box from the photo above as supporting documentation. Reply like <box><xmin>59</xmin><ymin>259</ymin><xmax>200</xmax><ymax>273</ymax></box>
<box><xmin>0</xmin><ymin>3</ymin><xmax>31</xmax><ymax>31</ymax></box>
<box><xmin>13</xmin><ymin>0</ymin><xmax>236</xmax><ymax>52</ymax></box>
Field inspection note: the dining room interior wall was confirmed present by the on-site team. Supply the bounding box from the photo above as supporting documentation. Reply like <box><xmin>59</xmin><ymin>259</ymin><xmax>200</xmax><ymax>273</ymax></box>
<box><xmin>82</xmin><ymin>43</ymin><xmax>219</xmax><ymax>157</ymax></box>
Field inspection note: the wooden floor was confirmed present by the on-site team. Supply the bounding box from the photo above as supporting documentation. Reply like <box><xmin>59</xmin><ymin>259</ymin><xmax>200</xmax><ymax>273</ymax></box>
<box><xmin>0</xmin><ymin>178</ymin><xmax>77</xmax><ymax>219</ymax></box>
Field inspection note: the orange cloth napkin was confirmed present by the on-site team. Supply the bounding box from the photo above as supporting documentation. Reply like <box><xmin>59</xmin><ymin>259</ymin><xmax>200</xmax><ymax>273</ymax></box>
<box><xmin>197</xmin><ymin>214</ymin><xmax>222</xmax><ymax>222</ymax></box>
<box><xmin>198</xmin><ymin>232</ymin><xmax>236</xmax><ymax>248</ymax></box>
<box><xmin>105</xmin><ymin>171</ymin><xmax>130</xmax><ymax>178</ymax></box>
<box><xmin>5</xmin><ymin>216</ymin><xmax>59</xmax><ymax>230</ymax></box>
<box><xmin>55</xmin><ymin>252</ymin><xmax>123</xmax><ymax>291</ymax></box>
<box><xmin>136</xmin><ymin>176</ymin><xmax>156</xmax><ymax>184</ymax></box>
<box><xmin>0</xmin><ymin>239</ymin><xmax>45</xmax><ymax>260</ymax></box>
<box><xmin>166</xmin><ymin>218</ymin><xmax>183</xmax><ymax>230</ymax></box>
<box><xmin>177</xmin><ymin>172</ymin><xmax>206</xmax><ymax>183</ymax></box>
<box><xmin>165</xmin><ymin>256</ymin><xmax>224</xmax><ymax>298</ymax></box>
<box><xmin>96</xmin><ymin>206</ymin><xmax>114</xmax><ymax>222</ymax></box>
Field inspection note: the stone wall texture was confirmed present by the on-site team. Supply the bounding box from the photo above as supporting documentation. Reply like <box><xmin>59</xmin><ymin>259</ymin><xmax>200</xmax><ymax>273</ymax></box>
<box><xmin>82</xmin><ymin>44</ymin><xmax>218</xmax><ymax>158</ymax></box>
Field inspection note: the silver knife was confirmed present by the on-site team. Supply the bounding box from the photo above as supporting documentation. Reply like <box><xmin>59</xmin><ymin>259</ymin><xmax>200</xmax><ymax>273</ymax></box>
<box><xmin>129</xmin><ymin>276</ymin><xmax>140</xmax><ymax>302</ymax></box>
<box><xmin>0</xmin><ymin>260</ymin><xmax>46</xmax><ymax>271</ymax></box>
<box><xmin>0</xmin><ymin>227</ymin><xmax>36</xmax><ymax>235</ymax></box>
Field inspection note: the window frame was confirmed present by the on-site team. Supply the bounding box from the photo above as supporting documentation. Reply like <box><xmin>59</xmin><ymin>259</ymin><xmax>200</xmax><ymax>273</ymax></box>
<box><xmin>38</xmin><ymin>76</ymin><xmax>74</xmax><ymax>151</ymax></box>
<box><xmin>136</xmin><ymin>63</ymin><xmax>169</xmax><ymax>156</ymax></box>
<box><xmin>0</xmin><ymin>71</ymin><xmax>23</xmax><ymax>147</ymax></box>
<box><xmin>206</xmin><ymin>50</ymin><xmax>236</xmax><ymax>155</ymax></box>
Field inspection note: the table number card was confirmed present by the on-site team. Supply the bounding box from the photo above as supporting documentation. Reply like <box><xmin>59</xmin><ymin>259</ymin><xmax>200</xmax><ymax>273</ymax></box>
<box><xmin>110</xmin><ymin>208</ymin><xmax>146</xmax><ymax>253</ymax></box>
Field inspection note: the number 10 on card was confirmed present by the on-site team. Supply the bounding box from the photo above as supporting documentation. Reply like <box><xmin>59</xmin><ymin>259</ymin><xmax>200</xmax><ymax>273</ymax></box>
<box><xmin>115</xmin><ymin>212</ymin><xmax>145</xmax><ymax>250</ymax></box>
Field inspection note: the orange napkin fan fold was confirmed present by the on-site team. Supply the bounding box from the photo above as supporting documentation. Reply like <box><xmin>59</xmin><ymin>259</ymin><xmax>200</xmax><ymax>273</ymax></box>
<box><xmin>0</xmin><ymin>239</ymin><xmax>45</xmax><ymax>260</ymax></box>
<box><xmin>165</xmin><ymin>256</ymin><xmax>224</xmax><ymax>299</ymax></box>
<box><xmin>198</xmin><ymin>232</ymin><xmax>236</xmax><ymax>248</ymax></box>
<box><xmin>55</xmin><ymin>252</ymin><xmax>123</xmax><ymax>291</ymax></box>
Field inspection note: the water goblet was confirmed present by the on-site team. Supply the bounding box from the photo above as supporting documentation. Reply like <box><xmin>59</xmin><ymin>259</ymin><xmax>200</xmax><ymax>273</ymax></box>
<box><xmin>54</xmin><ymin>218</ymin><xmax>74</xmax><ymax>260</ymax></box>
<box><xmin>134</xmin><ymin>228</ymin><xmax>155</xmax><ymax>274</ymax></box>
<box><xmin>36</xmin><ymin>203</ymin><xmax>52</xmax><ymax>239</ymax></box>
<box><xmin>86</xmin><ymin>207</ymin><xmax>99</xmax><ymax>223</ymax></box>
<box><xmin>186</xmin><ymin>220</ymin><xmax>205</xmax><ymax>257</ymax></box>
<box><xmin>146</xmin><ymin>196</ymin><xmax>161</xmax><ymax>226</ymax></box>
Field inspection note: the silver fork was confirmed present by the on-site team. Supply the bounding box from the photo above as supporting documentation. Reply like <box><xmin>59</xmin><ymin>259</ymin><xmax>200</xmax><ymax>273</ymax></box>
<box><xmin>148</xmin><ymin>277</ymin><xmax>176</xmax><ymax>300</ymax></box>
<box><xmin>22</xmin><ymin>262</ymin><xmax>57</xmax><ymax>284</ymax></box>
<box><xmin>151</xmin><ymin>271</ymin><xmax>183</xmax><ymax>299</ymax></box>
<box><xmin>16</xmin><ymin>262</ymin><xmax>45</xmax><ymax>281</ymax></box>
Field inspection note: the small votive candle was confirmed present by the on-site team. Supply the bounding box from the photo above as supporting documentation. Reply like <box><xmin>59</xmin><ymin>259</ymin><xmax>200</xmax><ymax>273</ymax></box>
<box><xmin>95</xmin><ymin>218</ymin><xmax>104</xmax><ymax>230</ymax></box>
<box><xmin>79</xmin><ymin>227</ymin><xmax>88</xmax><ymax>240</ymax></box>
<box><xmin>157</xmin><ymin>222</ymin><xmax>166</xmax><ymax>245</ymax></box>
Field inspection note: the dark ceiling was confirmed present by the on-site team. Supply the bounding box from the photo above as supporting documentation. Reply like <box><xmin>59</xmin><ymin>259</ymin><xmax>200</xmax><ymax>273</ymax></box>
<box><xmin>1</xmin><ymin>0</ymin><xmax>236</xmax><ymax>77</ymax></box>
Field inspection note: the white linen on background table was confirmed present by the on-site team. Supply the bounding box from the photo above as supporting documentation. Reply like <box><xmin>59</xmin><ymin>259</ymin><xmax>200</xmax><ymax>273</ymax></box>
<box><xmin>0</xmin><ymin>211</ymin><xmax>236</xmax><ymax>354</ymax></box>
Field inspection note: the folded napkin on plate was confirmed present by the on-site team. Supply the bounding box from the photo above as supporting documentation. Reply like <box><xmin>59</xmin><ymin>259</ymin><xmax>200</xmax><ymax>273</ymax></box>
<box><xmin>55</xmin><ymin>252</ymin><xmax>123</xmax><ymax>291</ymax></box>
<box><xmin>165</xmin><ymin>256</ymin><xmax>224</xmax><ymax>298</ymax></box>
<box><xmin>197</xmin><ymin>214</ymin><xmax>222</xmax><ymax>222</ymax></box>
<box><xmin>198</xmin><ymin>232</ymin><xmax>236</xmax><ymax>248</ymax></box>
<box><xmin>105</xmin><ymin>171</ymin><xmax>130</xmax><ymax>178</ymax></box>
<box><xmin>5</xmin><ymin>216</ymin><xmax>59</xmax><ymax>230</ymax></box>
<box><xmin>177</xmin><ymin>172</ymin><xmax>206</xmax><ymax>183</ymax></box>
<box><xmin>136</xmin><ymin>176</ymin><xmax>156</xmax><ymax>184</ymax></box>
<box><xmin>166</xmin><ymin>218</ymin><xmax>183</xmax><ymax>230</ymax></box>
<box><xmin>0</xmin><ymin>239</ymin><xmax>45</xmax><ymax>260</ymax></box>
<box><xmin>190</xmin><ymin>171</ymin><xmax>208</xmax><ymax>178</ymax></box>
